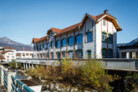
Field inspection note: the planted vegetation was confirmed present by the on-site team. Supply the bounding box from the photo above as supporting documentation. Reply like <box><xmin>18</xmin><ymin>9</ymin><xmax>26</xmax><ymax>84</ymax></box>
<box><xmin>26</xmin><ymin>59</ymin><xmax>114</xmax><ymax>92</ymax></box>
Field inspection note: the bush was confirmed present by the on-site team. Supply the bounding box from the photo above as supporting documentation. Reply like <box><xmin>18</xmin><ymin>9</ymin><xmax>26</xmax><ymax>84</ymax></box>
<box><xmin>81</xmin><ymin>59</ymin><xmax>113</xmax><ymax>91</ymax></box>
<box><xmin>9</xmin><ymin>60</ymin><xmax>16</xmax><ymax>68</ymax></box>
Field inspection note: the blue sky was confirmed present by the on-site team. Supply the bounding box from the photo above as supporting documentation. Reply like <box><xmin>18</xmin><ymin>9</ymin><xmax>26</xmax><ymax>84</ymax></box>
<box><xmin>0</xmin><ymin>0</ymin><xmax>138</xmax><ymax>44</ymax></box>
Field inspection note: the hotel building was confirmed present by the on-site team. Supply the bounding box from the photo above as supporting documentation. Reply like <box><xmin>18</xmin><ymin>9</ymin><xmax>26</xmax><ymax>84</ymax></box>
<box><xmin>32</xmin><ymin>10</ymin><xmax>122</xmax><ymax>59</ymax></box>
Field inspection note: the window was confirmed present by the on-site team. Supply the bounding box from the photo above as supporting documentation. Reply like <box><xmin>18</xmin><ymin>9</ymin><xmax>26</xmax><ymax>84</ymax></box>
<box><xmin>76</xmin><ymin>50</ymin><xmax>83</xmax><ymax>58</ymax></box>
<box><xmin>103</xmin><ymin>19</ymin><xmax>106</xmax><ymax>26</ymax></box>
<box><xmin>87</xmin><ymin>50</ymin><xmax>91</xmax><ymax>58</ymax></box>
<box><xmin>62</xmin><ymin>51</ymin><xmax>66</xmax><ymax>58</ymax></box>
<box><xmin>68</xmin><ymin>37</ymin><xmax>74</xmax><ymax>46</ymax></box>
<box><xmin>102</xmin><ymin>49</ymin><xmax>107</xmax><ymax>58</ymax></box>
<box><xmin>40</xmin><ymin>44</ymin><xmax>43</xmax><ymax>50</ymax></box>
<box><xmin>136</xmin><ymin>52</ymin><xmax>138</xmax><ymax>58</ymax></box>
<box><xmin>51</xmin><ymin>41</ymin><xmax>53</xmax><ymax>48</ymax></box>
<box><xmin>108</xmin><ymin>49</ymin><xmax>113</xmax><ymax>58</ymax></box>
<box><xmin>57</xmin><ymin>52</ymin><xmax>60</xmax><ymax>59</ymax></box>
<box><xmin>121</xmin><ymin>52</ymin><xmax>126</xmax><ymax>58</ymax></box>
<box><xmin>56</xmin><ymin>40</ymin><xmax>60</xmax><ymax>48</ymax></box>
<box><xmin>76</xmin><ymin>34</ymin><xmax>82</xmax><ymax>44</ymax></box>
<box><xmin>68</xmin><ymin>51</ymin><xmax>74</xmax><ymax>58</ymax></box>
<box><xmin>86</xmin><ymin>32</ymin><xmax>92</xmax><ymax>42</ymax></box>
<box><xmin>61</xmin><ymin>39</ymin><xmax>67</xmax><ymax>47</ymax></box>
<box><xmin>44</xmin><ymin>44</ymin><xmax>46</xmax><ymax>50</ymax></box>
<box><xmin>47</xmin><ymin>53</ymin><xmax>49</xmax><ymax>58</ymax></box>
<box><xmin>102</xmin><ymin>32</ymin><xmax>107</xmax><ymax>42</ymax></box>
<box><xmin>51</xmin><ymin>52</ymin><xmax>54</xmax><ymax>59</ymax></box>
<box><xmin>108</xmin><ymin>34</ymin><xmax>113</xmax><ymax>43</ymax></box>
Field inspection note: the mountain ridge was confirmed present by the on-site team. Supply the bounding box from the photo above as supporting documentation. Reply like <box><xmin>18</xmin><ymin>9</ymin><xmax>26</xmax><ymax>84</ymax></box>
<box><xmin>0</xmin><ymin>37</ymin><xmax>33</xmax><ymax>51</ymax></box>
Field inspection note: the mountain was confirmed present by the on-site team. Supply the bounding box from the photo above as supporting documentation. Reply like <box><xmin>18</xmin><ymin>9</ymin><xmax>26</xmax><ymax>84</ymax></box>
<box><xmin>0</xmin><ymin>37</ymin><xmax>33</xmax><ymax>51</ymax></box>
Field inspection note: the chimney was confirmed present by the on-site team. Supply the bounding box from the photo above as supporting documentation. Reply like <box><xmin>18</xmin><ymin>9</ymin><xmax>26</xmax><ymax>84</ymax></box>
<box><xmin>104</xmin><ymin>10</ymin><xmax>108</xmax><ymax>14</ymax></box>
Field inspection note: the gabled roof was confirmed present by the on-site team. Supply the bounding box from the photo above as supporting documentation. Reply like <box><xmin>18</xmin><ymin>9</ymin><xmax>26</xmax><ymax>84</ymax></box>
<box><xmin>47</xmin><ymin>28</ymin><xmax>61</xmax><ymax>35</ymax></box>
<box><xmin>36</xmin><ymin>35</ymin><xmax>49</xmax><ymax>43</ymax></box>
<box><xmin>1</xmin><ymin>50</ymin><xmax>13</xmax><ymax>54</ymax></box>
<box><xmin>32</xmin><ymin>38</ymin><xmax>39</xmax><ymax>44</ymax></box>
<box><xmin>33</xmin><ymin>10</ymin><xmax>122</xmax><ymax>44</ymax></box>
<box><xmin>80</xmin><ymin>10</ymin><xmax>122</xmax><ymax>31</ymax></box>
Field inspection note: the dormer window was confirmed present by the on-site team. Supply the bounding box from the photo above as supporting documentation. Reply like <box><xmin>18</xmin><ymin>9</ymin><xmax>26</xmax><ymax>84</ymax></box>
<box><xmin>103</xmin><ymin>19</ymin><xmax>106</xmax><ymax>26</ymax></box>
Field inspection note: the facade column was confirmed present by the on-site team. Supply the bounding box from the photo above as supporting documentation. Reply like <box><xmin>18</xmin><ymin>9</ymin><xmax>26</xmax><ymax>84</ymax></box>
<box><xmin>126</xmin><ymin>52</ymin><xmax>129</xmax><ymax>59</ymax></box>
<box><xmin>26</xmin><ymin>63</ymin><xmax>28</xmax><ymax>69</ymax></box>
<box><xmin>32</xmin><ymin>64</ymin><xmax>34</xmax><ymax>69</ymax></box>
<box><xmin>23</xmin><ymin>63</ymin><xmax>26</xmax><ymax>70</ymax></box>
<box><xmin>74</xmin><ymin>30</ymin><xmax>76</xmax><ymax>58</ymax></box>
<box><xmin>66</xmin><ymin>32</ymin><xmax>68</xmax><ymax>58</ymax></box>
<box><xmin>107</xmin><ymin>19</ymin><xmax>109</xmax><ymax>58</ymax></box>
<box><xmin>60</xmin><ymin>35</ymin><xmax>62</xmax><ymax>59</ymax></box>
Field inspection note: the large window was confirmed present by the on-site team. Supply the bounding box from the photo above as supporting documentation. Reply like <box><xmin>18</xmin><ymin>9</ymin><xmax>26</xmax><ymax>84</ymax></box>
<box><xmin>102</xmin><ymin>32</ymin><xmax>107</xmax><ymax>42</ymax></box>
<box><xmin>57</xmin><ymin>52</ymin><xmax>60</xmax><ymax>59</ymax></box>
<box><xmin>68</xmin><ymin>37</ymin><xmax>74</xmax><ymax>46</ymax></box>
<box><xmin>62</xmin><ymin>51</ymin><xmax>66</xmax><ymax>58</ymax></box>
<box><xmin>76</xmin><ymin>34</ymin><xmax>82</xmax><ymax>44</ymax></box>
<box><xmin>44</xmin><ymin>44</ymin><xmax>46</xmax><ymax>50</ymax></box>
<box><xmin>51</xmin><ymin>41</ymin><xmax>53</xmax><ymax>48</ymax></box>
<box><xmin>108</xmin><ymin>49</ymin><xmax>113</xmax><ymax>58</ymax></box>
<box><xmin>40</xmin><ymin>44</ymin><xmax>43</xmax><ymax>50</ymax></box>
<box><xmin>56</xmin><ymin>40</ymin><xmax>60</xmax><ymax>48</ymax></box>
<box><xmin>108</xmin><ymin>34</ymin><xmax>113</xmax><ymax>43</ymax></box>
<box><xmin>61</xmin><ymin>39</ymin><xmax>67</xmax><ymax>47</ymax></box>
<box><xmin>87</xmin><ymin>32</ymin><xmax>92</xmax><ymax>42</ymax></box>
<box><xmin>102</xmin><ymin>49</ymin><xmax>107</xmax><ymax>58</ymax></box>
<box><xmin>76</xmin><ymin>50</ymin><xmax>83</xmax><ymax>58</ymax></box>
<box><xmin>68</xmin><ymin>51</ymin><xmax>74</xmax><ymax>58</ymax></box>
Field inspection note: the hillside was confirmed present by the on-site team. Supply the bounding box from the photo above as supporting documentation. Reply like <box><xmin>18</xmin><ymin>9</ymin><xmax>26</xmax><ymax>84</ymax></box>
<box><xmin>0</xmin><ymin>37</ymin><xmax>33</xmax><ymax>51</ymax></box>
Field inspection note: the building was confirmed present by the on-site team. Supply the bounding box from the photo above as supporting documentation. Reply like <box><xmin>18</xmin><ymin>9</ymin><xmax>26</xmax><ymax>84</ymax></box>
<box><xmin>16</xmin><ymin>51</ymin><xmax>34</xmax><ymax>59</ymax></box>
<box><xmin>32</xmin><ymin>10</ymin><xmax>122</xmax><ymax>59</ymax></box>
<box><xmin>118</xmin><ymin>38</ymin><xmax>138</xmax><ymax>58</ymax></box>
<box><xmin>0</xmin><ymin>47</ymin><xmax>16</xmax><ymax>62</ymax></box>
<box><xmin>0</xmin><ymin>54</ymin><xmax>5</xmax><ymax>62</ymax></box>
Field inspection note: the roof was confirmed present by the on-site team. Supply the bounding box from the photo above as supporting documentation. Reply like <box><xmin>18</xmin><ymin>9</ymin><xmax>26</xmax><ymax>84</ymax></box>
<box><xmin>56</xmin><ymin>23</ymin><xmax>80</xmax><ymax>35</ymax></box>
<box><xmin>47</xmin><ymin>28</ymin><xmax>61</xmax><ymax>35</ymax></box>
<box><xmin>3</xmin><ymin>47</ymin><xmax>15</xmax><ymax>50</ymax></box>
<box><xmin>0</xmin><ymin>54</ymin><xmax>4</xmax><ymax>60</ymax></box>
<box><xmin>118</xmin><ymin>38</ymin><xmax>138</xmax><ymax>47</ymax></box>
<box><xmin>1</xmin><ymin>50</ymin><xmax>13</xmax><ymax>54</ymax></box>
<box><xmin>33</xmin><ymin>10</ymin><xmax>122</xmax><ymax>43</ymax></box>
<box><xmin>36</xmin><ymin>35</ymin><xmax>49</xmax><ymax>43</ymax></box>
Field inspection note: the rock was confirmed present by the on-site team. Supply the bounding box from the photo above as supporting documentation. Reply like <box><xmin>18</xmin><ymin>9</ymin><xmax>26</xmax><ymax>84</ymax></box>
<box><xmin>27</xmin><ymin>76</ymin><xmax>32</xmax><ymax>80</ymax></box>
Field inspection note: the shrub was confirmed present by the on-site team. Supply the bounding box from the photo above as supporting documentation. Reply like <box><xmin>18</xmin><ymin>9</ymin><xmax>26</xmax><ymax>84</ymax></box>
<box><xmin>9</xmin><ymin>60</ymin><xmax>16</xmax><ymax>68</ymax></box>
<box><xmin>81</xmin><ymin>59</ymin><xmax>113</xmax><ymax>91</ymax></box>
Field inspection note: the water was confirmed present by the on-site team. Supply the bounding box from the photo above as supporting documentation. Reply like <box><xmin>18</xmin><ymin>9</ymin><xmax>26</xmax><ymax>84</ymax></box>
<box><xmin>15</xmin><ymin>71</ymin><xmax>27</xmax><ymax>80</ymax></box>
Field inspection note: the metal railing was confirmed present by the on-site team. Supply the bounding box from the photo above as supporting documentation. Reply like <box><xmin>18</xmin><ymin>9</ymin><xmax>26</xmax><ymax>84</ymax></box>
<box><xmin>3</xmin><ymin>70</ymin><xmax>8</xmax><ymax>89</ymax></box>
<box><xmin>11</xmin><ymin>75</ymin><xmax>34</xmax><ymax>92</ymax></box>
